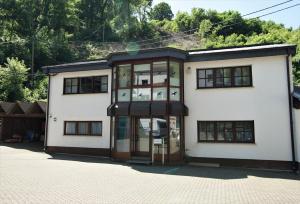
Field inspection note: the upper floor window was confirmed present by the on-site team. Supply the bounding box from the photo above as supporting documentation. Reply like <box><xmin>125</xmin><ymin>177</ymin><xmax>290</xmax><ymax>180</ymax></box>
<box><xmin>64</xmin><ymin>76</ymin><xmax>108</xmax><ymax>94</ymax></box>
<box><xmin>115</xmin><ymin>60</ymin><xmax>182</xmax><ymax>102</ymax></box>
<box><xmin>134</xmin><ymin>64</ymin><xmax>151</xmax><ymax>86</ymax></box>
<box><xmin>197</xmin><ymin>66</ymin><xmax>252</xmax><ymax>89</ymax></box>
<box><xmin>197</xmin><ymin>121</ymin><xmax>254</xmax><ymax>143</ymax></box>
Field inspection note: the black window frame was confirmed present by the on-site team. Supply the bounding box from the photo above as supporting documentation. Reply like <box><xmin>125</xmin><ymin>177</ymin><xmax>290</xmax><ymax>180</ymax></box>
<box><xmin>63</xmin><ymin>75</ymin><xmax>108</xmax><ymax>94</ymax></box>
<box><xmin>196</xmin><ymin>66</ymin><xmax>252</xmax><ymax>89</ymax></box>
<box><xmin>64</xmin><ymin>121</ymin><xmax>103</xmax><ymax>136</ymax></box>
<box><xmin>197</xmin><ymin>120</ymin><xmax>255</xmax><ymax>143</ymax></box>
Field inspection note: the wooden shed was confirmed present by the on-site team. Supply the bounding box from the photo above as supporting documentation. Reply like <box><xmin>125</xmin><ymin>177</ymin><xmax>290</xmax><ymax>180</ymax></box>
<box><xmin>0</xmin><ymin>101</ymin><xmax>46</xmax><ymax>143</ymax></box>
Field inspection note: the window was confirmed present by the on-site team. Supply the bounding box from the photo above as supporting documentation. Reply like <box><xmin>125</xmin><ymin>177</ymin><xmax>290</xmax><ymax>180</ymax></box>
<box><xmin>133</xmin><ymin>64</ymin><xmax>150</xmax><ymax>86</ymax></box>
<box><xmin>118</xmin><ymin>64</ymin><xmax>131</xmax><ymax>88</ymax></box>
<box><xmin>64</xmin><ymin>78</ymin><xmax>78</xmax><ymax>94</ymax></box>
<box><xmin>64</xmin><ymin>76</ymin><xmax>108</xmax><ymax>94</ymax></box>
<box><xmin>197</xmin><ymin>121</ymin><xmax>254</xmax><ymax>143</ymax></box>
<box><xmin>64</xmin><ymin>121</ymin><xmax>102</xmax><ymax>136</ymax></box>
<box><xmin>153</xmin><ymin>61</ymin><xmax>167</xmax><ymax>86</ymax></box>
<box><xmin>197</xmin><ymin>66</ymin><xmax>252</xmax><ymax>88</ymax></box>
<box><xmin>169</xmin><ymin>61</ymin><xmax>181</xmax><ymax>101</ymax></box>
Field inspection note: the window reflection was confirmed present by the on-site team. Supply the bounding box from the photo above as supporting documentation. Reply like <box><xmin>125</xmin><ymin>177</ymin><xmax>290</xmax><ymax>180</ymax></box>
<box><xmin>170</xmin><ymin>116</ymin><xmax>180</xmax><ymax>154</ymax></box>
<box><xmin>170</xmin><ymin>61</ymin><xmax>180</xmax><ymax>86</ymax></box>
<box><xmin>132</xmin><ymin>88</ymin><xmax>151</xmax><ymax>101</ymax></box>
<box><xmin>153</xmin><ymin>87</ymin><xmax>167</xmax><ymax>101</ymax></box>
<box><xmin>153</xmin><ymin>61</ymin><xmax>167</xmax><ymax>86</ymax></box>
<box><xmin>152</xmin><ymin>117</ymin><xmax>167</xmax><ymax>156</ymax></box>
<box><xmin>118</xmin><ymin>64</ymin><xmax>131</xmax><ymax>88</ymax></box>
<box><xmin>134</xmin><ymin>64</ymin><xmax>150</xmax><ymax>86</ymax></box>
<box><xmin>116</xmin><ymin>116</ymin><xmax>130</xmax><ymax>152</ymax></box>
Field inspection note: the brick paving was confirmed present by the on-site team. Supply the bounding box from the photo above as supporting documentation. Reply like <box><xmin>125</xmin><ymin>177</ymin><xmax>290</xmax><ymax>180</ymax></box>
<box><xmin>0</xmin><ymin>144</ymin><xmax>300</xmax><ymax>204</ymax></box>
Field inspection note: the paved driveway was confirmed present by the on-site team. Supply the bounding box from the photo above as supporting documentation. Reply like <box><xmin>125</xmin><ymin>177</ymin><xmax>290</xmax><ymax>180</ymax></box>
<box><xmin>0</xmin><ymin>144</ymin><xmax>300</xmax><ymax>204</ymax></box>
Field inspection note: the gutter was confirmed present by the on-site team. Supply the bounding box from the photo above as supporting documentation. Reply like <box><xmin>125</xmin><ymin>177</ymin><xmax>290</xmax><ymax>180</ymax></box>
<box><xmin>286</xmin><ymin>52</ymin><xmax>298</xmax><ymax>171</ymax></box>
<box><xmin>44</xmin><ymin>70</ymin><xmax>51</xmax><ymax>151</ymax></box>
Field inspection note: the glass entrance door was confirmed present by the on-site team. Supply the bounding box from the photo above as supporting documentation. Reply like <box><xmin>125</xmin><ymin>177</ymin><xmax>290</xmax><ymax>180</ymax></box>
<box><xmin>133</xmin><ymin>118</ymin><xmax>151</xmax><ymax>156</ymax></box>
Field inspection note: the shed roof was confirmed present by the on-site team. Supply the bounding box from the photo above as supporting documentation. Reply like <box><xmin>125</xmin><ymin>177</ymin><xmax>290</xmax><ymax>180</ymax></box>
<box><xmin>0</xmin><ymin>101</ymin><xmax>46</xmax><ymax>118</ymax></box>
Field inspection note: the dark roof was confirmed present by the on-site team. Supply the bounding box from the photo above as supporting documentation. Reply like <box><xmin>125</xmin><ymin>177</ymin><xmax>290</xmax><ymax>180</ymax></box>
<box><xmin>106</xmin><ymin>47</ymin><xmax>187</xmax><ymax>65</ymax></box>
<box><xmin>42</xmin><ymin>44</ymin><xmax>296</xmax><ymax>74</ymax></box>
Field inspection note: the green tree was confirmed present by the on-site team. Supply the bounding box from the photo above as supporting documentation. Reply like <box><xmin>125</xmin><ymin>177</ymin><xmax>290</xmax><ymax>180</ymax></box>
<box><xmin>0</xmin><ymin>58</ymin><xmax>29</xmax><ymax>102</ymax></box>
<box><xmin>150</xmin><ymin>2</ymin><xmax>173</xmax><ymax>21</ymax></box>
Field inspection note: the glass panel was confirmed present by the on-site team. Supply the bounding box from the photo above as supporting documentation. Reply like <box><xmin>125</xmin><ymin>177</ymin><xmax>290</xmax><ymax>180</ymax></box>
<box><xmin>136</xmin><ymin>118</ymin><xmax>150</xmax><ymax>152</ymax></box>
<box><xmin>153</xmin><ymin>61</ymin><xmax>167</xmax><ymax>86</ymax></box>
<box><xmin>242</xmin><ymin>77</ymin><xmax>251</xmax><ymax>86</ymax></box>
<box><xmin>234</xmin><ymin>67</ymin><xmax>242</xmax><ymax>77</ymax></box>
<box><xmin>93</xmin><ymin>76</ymin><xmax>102</xmax><ymax>92</ymax></box>
<box><xmin>224</xmin><ymin>77</ymin><xmax>232</xmax><ymax>87</ymax></box>
<box><xmin>235</xmin><ymin>77</ymin><xmax>242</xmax><ymax>86</ymax></box>
<box><xmin>111</xmin><ymin>117</ymin><xmax>115</xmax><ymax>148</ymax></box>
<box><xmin>224</xmin><ymin>122</ymin><xmax>233</xmax><ymax>141</ymax></box>
<box><xmin>198</xmin><ymin>79</ymin><xmax>205</xmax><ymax>87</ymax></box>
<box><xmin>65</xmin><ymin>122</ymin><xmax>76</xmax><ymax>135</ymax></box>
<box><xmin>116</xmin><ymin>116</ymin><xmax>130</xmax><ymax>152</ymax></box>
<box><xmin>170</xmin><ymin>61</ymin><xmax>180</xmax><ymax>86</ymax></box>
<box><xmin>215</xmin><ymin>69</ymin><xmax>223</xmax><ymax>78</ymax></box>
<box><xmin>217</xmin><ymin>122</ymin><xmax>225</xmax><ymax>141</ymax></box>
<box><xmin>134</xmin><ymin>64</ymin><xmax>150</xmax><ymax>86</ymax></box>
<box><xmin>170</xmin><ymin>116</ymin><xmax>180</xmax><ymax>154</ymax></box>
<box><xmin>113</xmin><ymin>67</ymin><xmax>116</xmax><ymax>90</ymax></box>
<box><xmin>153</xmin><ymin>87</ymin><xmax>167</xmax><ymax>101</ymax></box>
<box><xmin>118</xmin><ymin>89</ymin><xmax>130</xmax><ymax>102</ymax></box>
<box><xmin>207</xmin><ymin>122</ymin><xmax>214</xmax><ymax>140</ymax></box>
<box><xmin>64</xmin><ymin>79</ymin><xmax>71</xmax><ymax>94</ymax></box>
<box><xmin>242</xmin><ymin>66</ymin><xmax>250</xmax><ymax>77</ymax></box>
<box><xmin>206</xmin><ymin>78</ymin><xmax>213</xmax><ymax>87</ymax></box>
<box><xmin>71</xmin><ymin>78</ymin><xmax>78</xmax><ymax>93</ymax></box>
<box><xmin>152</xmin><ymin>117</ymin><xmax>167</xmax><ymax>156</ymax></box>
<box><xmin>199</xmin><ymin>122</ymin><xmax>206</xmax><ymax>140</ymax></box>
<box><xmin>79</xmin><ymin>77</ymin><xmax>93</xmax><ymax>93</ymax></box>
<box><xmin>198</xmin><ymin>70</ymin><xmax>205</xmax><ymax>78</ymax></box>
<box><xmin>91</xmin><ymin>122</ymin><xmax>102</xmax><ymax>135</ymax></box>
<box><xmin>118</xmin><ymin>64</ymin><xmax>131</xmax><ymax>88</ymax></box>
<box><xmin>170</xmin><ymin>87</ymin><xmax>180</xmax><ymax>101</ymax></box>
<box><xmin>132</xmin><ymin>88</ymin><xmax>151</xmax><ymax>101</ymax></box>
<box><xmin>78</xmin><ymin>122</ymin><xmax>89</xmax><ymax>135</ymax></box>
<box><xmin>101</xmin><ymin>76</ymin><xmax>108</xmax><ymax>92</ymax></box>
<box><xmin>215</xmin><ymin>77</ymin><xmax>223</xmax><ymax>87</ymax></box>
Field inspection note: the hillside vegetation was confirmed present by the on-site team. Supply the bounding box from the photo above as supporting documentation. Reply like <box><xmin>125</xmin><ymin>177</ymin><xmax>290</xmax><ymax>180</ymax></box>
<box><xmin>0</xmin><ymin>0</ymin><xmax>299</xmax><ymax>102</ymax></box>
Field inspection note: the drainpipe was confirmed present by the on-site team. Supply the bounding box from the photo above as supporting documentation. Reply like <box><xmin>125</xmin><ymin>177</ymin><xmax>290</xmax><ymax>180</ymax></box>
<box><xmin>44</xmin><ymin>70</ymin><xmax>51</xmax><ymax>151</ymax></box>
<box><xmin>286</xmin><ymin>52</ymin><xmax>298</xmax><ymax>172</ymax></box>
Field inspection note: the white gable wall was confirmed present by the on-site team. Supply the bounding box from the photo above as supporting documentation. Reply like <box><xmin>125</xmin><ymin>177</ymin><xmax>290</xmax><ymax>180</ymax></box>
<box><xmin>184</xmin><ymin>55</ymin><xmax>292</xmax><ymax>161</ymax></box>
<box><xmin>47</xmin><ymin>69</ymin><xmax>111</xmax><ymax>149</ymax></box>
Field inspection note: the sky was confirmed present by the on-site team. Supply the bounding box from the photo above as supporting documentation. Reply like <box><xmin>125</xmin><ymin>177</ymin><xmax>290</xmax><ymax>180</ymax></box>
<box><xmin>152</xmin><ymin>0</ymin><xmax>300</xmax><ymax>29</ymax></box>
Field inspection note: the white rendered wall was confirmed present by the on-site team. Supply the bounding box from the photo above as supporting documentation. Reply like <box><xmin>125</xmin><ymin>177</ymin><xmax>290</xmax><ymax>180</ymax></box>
<box><xmin>47</xmin><ymin>69</ymin><xmax>111</xmax><ymax>149</ymax></box>
<box><xmin>184</xmin><ymin>55</ymin><xmax>292</xmax><ymax>161</ymax></box>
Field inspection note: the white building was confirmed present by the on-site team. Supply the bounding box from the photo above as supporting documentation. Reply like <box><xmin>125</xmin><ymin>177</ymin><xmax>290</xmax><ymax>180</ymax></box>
<box><xmin>43</xmin><ymin>44</ymin><xmax>299</xmax><ymax>170</ymax></box>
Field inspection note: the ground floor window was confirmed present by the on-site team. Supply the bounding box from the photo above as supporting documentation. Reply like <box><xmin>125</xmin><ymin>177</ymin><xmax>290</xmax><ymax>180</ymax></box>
<box><xmin>197</xmin><ymin>121</ymin><xmax>254</xmax><ymax>143</ymax></box>
<box><xmin>64</xmin><ymin>121</ymin><xmax>102</xmax><ymax>136</ymax></box>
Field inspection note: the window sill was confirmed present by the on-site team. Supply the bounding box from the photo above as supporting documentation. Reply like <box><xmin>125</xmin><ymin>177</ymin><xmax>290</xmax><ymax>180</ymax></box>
<box><xmin>64</xmin><ymin>134</ymin><xmax>102</xmax><ymax>137</ymax></box>
<box><xmin>198</xmin><ymin>141</ymin><xmax>255</xmax><ymax>144</ymax></box>
<box><xmin>196</xmin><ymin>85</ymin><xmax>254</xmax><ymax>90</ymax></box>
<box><xmin>63</xmin><ymin>92</ymin><xmax>108</xmax><ymax>95</ymax></box>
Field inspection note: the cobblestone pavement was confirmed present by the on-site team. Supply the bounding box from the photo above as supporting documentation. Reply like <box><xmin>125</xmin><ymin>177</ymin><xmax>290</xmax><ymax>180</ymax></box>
<box><xmin>1</xmin><ymin>144</ymin><xmax>300</xmax><ymax>204</ymax></box>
